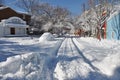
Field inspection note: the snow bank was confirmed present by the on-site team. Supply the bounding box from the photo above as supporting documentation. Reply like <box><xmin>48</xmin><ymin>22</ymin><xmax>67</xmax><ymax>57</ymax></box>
<box><xmin>73</xmin><ymin>37</ymin><xmax>120</xmax><ymax>80</ymax></box>
<box><xmin>96</xmin><ymin>52</ymin><xmax>120</xmax><ymax>76</ymax></box>
<box><xmin>0</xmin><ymin>53</ymin><xmax>47</xmax><ymax>80</ymax></box>
<box><xmin>0</xmin><ymin>36</ymin><xmax>64</xmax><ymax>80</ymax></box>
<box><xmin>54</xmin><ymin>59</ymin><xmax>92</xmax><ymax>80</ymax></box>
<box><xmin>1</xmin><ymin>36</ymin><xmax>120</xmax><ymax>80</ymax></box>
<box><xmin>39</xmin><ymin>32</ymin><xmax>54</xmax><ymax>42</ymax></box>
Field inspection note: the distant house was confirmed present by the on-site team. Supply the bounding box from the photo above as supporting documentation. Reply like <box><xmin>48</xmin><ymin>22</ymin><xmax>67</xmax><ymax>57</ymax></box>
<box><xmin>106</xmin><ymin>11</ymin><xmax>120</xmax><ymax>40</ymax></box>
<box><xmin>0</xmin><ymin>17</ymin><xmax>29</xmax><ymax>36</ymax></box>
<box><xmin>0</xmin><ymin>5</ymin><xmax>31</xmax><ymax>37</ymax></box>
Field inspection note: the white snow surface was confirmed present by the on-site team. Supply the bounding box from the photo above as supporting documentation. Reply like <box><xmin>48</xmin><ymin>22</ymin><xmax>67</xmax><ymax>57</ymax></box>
<box><xmin>39</xmin><ymin>32</ymin><xmax>55</xmax><ymax>42</ymax></box>
<box><xmin>0</xmin><ymin>35</ymin><xmax>120</xmax><ymax>80</ymax></box>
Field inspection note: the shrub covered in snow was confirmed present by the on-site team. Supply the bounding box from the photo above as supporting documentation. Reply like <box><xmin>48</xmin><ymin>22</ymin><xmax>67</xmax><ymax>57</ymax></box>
<box><xmin>39</xmin><ymin>32</ymin><xmax>54</xmax><ymax>42</ymax></box>
<box><xmin>53</xmin><ymin>34</ymin><xmax>58</xmax><ymax>38</ymax></box>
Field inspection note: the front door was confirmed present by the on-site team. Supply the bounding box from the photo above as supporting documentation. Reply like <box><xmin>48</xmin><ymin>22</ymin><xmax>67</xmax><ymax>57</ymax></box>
<box><xmin>10</xmin><ymin>28</ymin><xmax>15</xmax><ymax>35</ymax></box>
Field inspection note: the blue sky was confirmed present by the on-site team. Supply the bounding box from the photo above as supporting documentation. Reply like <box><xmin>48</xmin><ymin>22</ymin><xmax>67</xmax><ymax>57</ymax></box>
<box><xmin>5</xmin><ymin>0</ymin><xmax>88</xmax><ymax>15</ymax></box>
<box><xmin>41</xmin><ymin>0</ymin><xmax>88</xmax><ymax>15</ymax></box>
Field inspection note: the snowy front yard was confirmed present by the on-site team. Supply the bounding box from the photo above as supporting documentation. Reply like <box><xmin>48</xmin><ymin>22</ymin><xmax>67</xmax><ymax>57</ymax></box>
<box><xmin>0</xmin><ymin>34</ymin><xmax>120</xmax><ymax>80</ymax></box>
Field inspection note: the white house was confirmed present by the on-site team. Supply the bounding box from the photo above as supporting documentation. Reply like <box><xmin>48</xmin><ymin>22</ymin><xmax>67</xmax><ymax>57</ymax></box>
<box><xmin>0</xmin><ymin>17</ymin><xmax>29</xmax><ymax>37</ymax></box>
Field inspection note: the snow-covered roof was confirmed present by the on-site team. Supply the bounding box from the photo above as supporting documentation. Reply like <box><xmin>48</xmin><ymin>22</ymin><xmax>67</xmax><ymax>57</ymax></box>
<box><xmin>0</xmin><ymin>5</ymin><xmax>30</xmax><ymax>15</ymax></box>
<box><xmin>0</xmin><ymin>17</ymin><xmax>29</xmax><ymax>28</ymax></box>
<box><xmin>16</xmin><ymin>10</ymin><xmax>30</xmax><ymax>15</ymax></box>
<box><xmin>2</xmin><ymin>16</ymin><xmax>26</xmax><ymax>23</ymax></box>
<box><xmin>5</xmin><ymin>24</ymin><xmax>29</xmax><ymax>28</ymax></box>
<box><xmin>0</xmin><ymin>6</ymin><xmax>8</xmax><ymax>10</ymax></box>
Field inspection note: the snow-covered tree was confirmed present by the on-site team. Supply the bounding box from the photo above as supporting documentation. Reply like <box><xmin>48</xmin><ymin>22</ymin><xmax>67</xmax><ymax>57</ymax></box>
<box><xmin>91</xmin><ymin>0</ymin><xmax>111</xmax><ymax>39</ymax></box>
<box><xmin>77</xmin><ymin>0</ymin><xmax>112</xmax><ymax>38</ymax></box>
<box><xmin>16</xmin><ymin>0</ymin><xmax>71</xmax><ymax>35</ymax></box>
<box><xmin>15</xmin><ymin>0</ymin><xmax>40</xmax><ymax>15</ymax></box>
<box><xmin>49</xmin><ymin>6</ymin><xmax>71</xmax><ymax>33</ymax></box>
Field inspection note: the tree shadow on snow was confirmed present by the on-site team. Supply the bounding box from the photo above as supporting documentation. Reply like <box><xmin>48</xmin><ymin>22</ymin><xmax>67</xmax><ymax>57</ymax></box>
<box><xmin>0</xmin><ymin>40</ymin><xmax>18</xmax><ymax>62</ymax></box>
<box><xmin>80</xmin><ymin>66</ymin><xmax>120</xmax><ymax>80</ymax></box>
<box><xmin>0</xmin><ymin>40</ymin><xmax>40</xmax><ymax>62</ymax></box>
<box><xmin>72</xmin><ymin>38</ymin><xmax>100</xmax><ymax>71</ymax></box>
<box><xmin>72</xmin><ymin>71</ymin><xmax>109</xmax><ymax>80</ymax></box>
<box><xmin>57</xmin><ymin>55</ymin><xmax>81</xmax><ymax>62</ymax></box>
<box><xmin>0</xmin><ymin>51</ymin><xmax>18</xmax><ymax>62</ymax></box>
<box><xmin>51</xmin><ymin>55</ymin><xmax>109</xmax><ymax>80</ymax></box>
<box><xmin>48</xmin><ymin>55</ymin><xmax>81</xmax><ymax>70</ymax></box>
<box><xmin>0</xmin><ymin>40</ymin><xmax>15</xmax><ymax>44</ymax></box>
<box><xmin>47</xmin><ymin>55</ymin><xmax>81</xmax><ymax>80</ymax></box>
<box><xmin>70</xmin><ymin>38</ymin><xmax>120</xmax><ymax>80</ymax></box>
<box><xmin>109</xmin><ymin>67</ymin><xmax>120</xmax><ymax>80</ymax></box>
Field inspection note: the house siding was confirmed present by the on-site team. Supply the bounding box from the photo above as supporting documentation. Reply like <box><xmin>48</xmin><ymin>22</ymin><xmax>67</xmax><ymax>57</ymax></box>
<box><xmin>0</xmin><ymin>6</ymin><xmax>30</xmax><ymax>37</ymax></box>
<box><xmin>0</xmin><ymin>26</ymin><xmax>4</xmax><ymax>36</ymax></box>
<box><xmin>15</xmin><ymin>28</ymin><xmax>26</xmax><ymax>35</ymax></box>
<box><xmin>107</xmin><ymin>12</ymin><xmax>120</xmax><ymax>40</ymax></box>
<box><xmin>4</xmin><ymin>27</ymin><xmax>10</xmax><ymax>35</ymax></box>
<box><xmin>0</xmin><ymin>17</ymin><xmax>29</xmax><ymax>37</ymax></box>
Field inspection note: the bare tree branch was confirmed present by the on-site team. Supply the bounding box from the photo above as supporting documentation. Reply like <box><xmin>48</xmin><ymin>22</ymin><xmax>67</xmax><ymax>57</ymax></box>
<box><xmin>15</xmin><ymin>0</ymin><xmax>40</xmax><ymax>14</ymax></box>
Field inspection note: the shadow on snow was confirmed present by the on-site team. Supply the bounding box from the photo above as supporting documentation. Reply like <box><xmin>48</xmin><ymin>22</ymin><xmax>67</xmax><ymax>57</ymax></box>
<box><xmin>0</xmin><ymin>40</ymin><xmax>40</xmax><ymax>62</ymax></box>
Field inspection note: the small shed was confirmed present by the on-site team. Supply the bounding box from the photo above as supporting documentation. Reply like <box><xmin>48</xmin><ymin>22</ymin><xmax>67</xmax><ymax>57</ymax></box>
<box><xmin>0</xmin><ymin>17</ymin><xmax>29</xmax><ymax>36</ymax></box>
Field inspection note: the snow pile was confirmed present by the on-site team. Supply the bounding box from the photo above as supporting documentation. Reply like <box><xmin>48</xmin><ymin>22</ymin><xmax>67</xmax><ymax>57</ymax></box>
<box><xmin>54</xmin><ymin>59</ymin><xmax>93</xmax><ymax>80</ymax></box>
<box><xmin>53</xmin><ymin>34</ymin><xmax>58</xmax><ymax>38</ymax></box>
<box><xmin>77</xmin><ymin>37</ymin><xmax>118</xmax><ymax>49</ymax></box>
<box><xmin>0</xmin><ymin>36</ymin><xmax>64</xmax><ymax>80</ymax></box>
<box><xmin>0</xmin><ymin>53</ymin><xmax>46</xmax><ymax>80</ymax></box>
<box><xmin>97</xmin><ymin>52</ymin><xmax>120</xmax><ymax>76</ymax></box>
<box><xmin>39</xmin><ymin>32</ymin><xmax>54</xmax><ymax>42</ymax></box>
<box><xmin>73</xmin><ymin>37</ymin><xmax>120</xmax><ymax>80</ymax></box>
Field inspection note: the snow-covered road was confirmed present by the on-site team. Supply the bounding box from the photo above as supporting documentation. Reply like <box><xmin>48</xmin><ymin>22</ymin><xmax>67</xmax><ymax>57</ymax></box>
<box><xmin>54</xmin><ymin>37</ymin><xmax>102</xmax><ymax>80</ymax></box>
<box><xmin>54</xmin><ymin>37</ymin><xmax>120</xmax><ymax>80</ymax></box>
<box><xmin>0</xmin><ymin>35</ymin><xmax>120</xmax><ymax>80</ymax></box>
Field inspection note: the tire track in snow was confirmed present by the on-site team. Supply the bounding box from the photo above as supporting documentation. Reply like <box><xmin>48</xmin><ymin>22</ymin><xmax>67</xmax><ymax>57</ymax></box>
<box><xmin>71</xmin><ymin>38</ymin><xmax>110</xmax><ymax>80</ymax></box>
<box><xmin>39</xmin><ymin>38</ymin><xmax>64</xmax><ymax>80</ymax></box>
<box><xmin>72</xmin><ymin>38</ymin><xmax>100</xmax><ymax>72</ymax></box>
<box><xmin>56</xmin><ymin>37</ymin><xmax>81</xmax><ymax>61</ymax></box>
<box><xmin>54</xmin><ymin>37</ymin><xmax>94</xmax><ymax>79</ymax></box>
<box><xmin>54</xmin><ymin>37</ymin><xmax>108</xmax><ymax>80</ymax></box>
